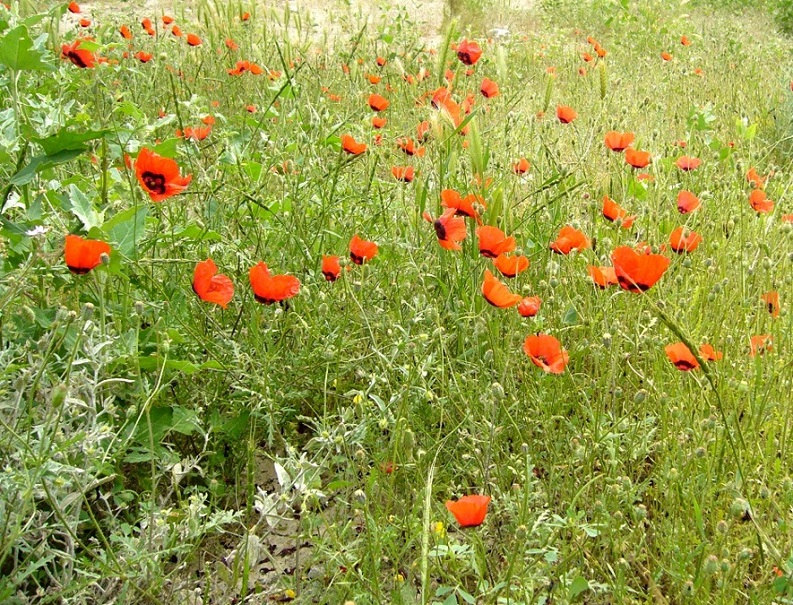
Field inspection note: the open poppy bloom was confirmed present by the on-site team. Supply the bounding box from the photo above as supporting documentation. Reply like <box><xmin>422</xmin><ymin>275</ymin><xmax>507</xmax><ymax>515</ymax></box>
<box><xmin>442</xmin><ymin>189</ymin><xmax>485</xmax><ymax>222</ymax></box>
<box><xmin>523</xmin><ymin>333</ymin><xmax>569</xmax><ymax>374</ymax></box>
<box><xmin>750</xmin><ymin>334</ymin><xmax>772</xmax><ymax>356</ymax></box>
<box><xmin>661</xmin><ymin>51</ymin><xmax>673</xmax><ymax>61</ymax></box>
<box><xmin>64</xmin><ymin>234</ymin><xmax>110</xmax><ymax>274</ymax></box>
<box><xmin>699</xmin><ymin>343</ymin><xmax>723</xmax><ymax>361</ymax></box>
<box><xmin>68</xmin><ymin>1</ymin><xmax>80</xmax><ymax>12</ymax></box>
<box><xmin>556</xmin><ymin>105</ymin><xmax>577</xmax><ymax>124</ymax></box>
<box><xmin>512</xmin><ymin>158</ymin><xmax>531</xmax><ymax>174</ymax></box>
<box><xmin>79</xmin><ymin>18</ymin><xmax>91</xmax><ymax>27</ymax></box>
<box><xmin>341</xmin><ymin>134</ymin><xmax>367</xmax><ymax>155</ymax></box>
<box><xmin>135</xmin><ymin>51</ymin><xmax>153</xmax><ymax>63</ymax></box>
<box><xmin>429</xmin><ymin>208</ymin><xmax>467</xmax><ymax>250</ymax></box>
<box><xmin>192</xmin><ymin>259</ymin><xmax>234</xmax><ymax>309</ymax></box>
<box><xmin>371</xmin><ymin>116</ymin><xmax>387</xmax><ymax>129</ymax></box>
<box><xmin>477</xmin><ymin>226</ymin><xmax>516</xmax><ymax>258</ymax></box>
<box><xmin>681</xmin><ymin>35</ymin><xmax>692</xmax><ymax>46</ymax></box>
<box><xmin>349</xmin><ymin>234</ymin><xmax>378</xmax><ymax>264</ymax></box>
<box><xmin>480</xmin><ymin>77</ymin><xmax>499</xmax><ymax>98</ymax></box>
<box><xmin>322</xmin><ymin>255</ymin><xmax>341</xmax><ymax>281</ymax></box>
<box><xmin>397</xmin><ymin>137</ymin><xmax>425</xmax><ymax>157</ymax></box>
<box><xmin>445</xmin><ymin>495</ymin><xmax>490</xmax><ymax>527</ymax></box>
<box><xmin>249</xmin><ymin>262</ymin><xmax>300</xmax><ymax>304</ymax></box>
<box><xmin>391</xmin><ymin>166</ymin><xmax>414</xmax><ymax>182</ymax></box>
<box><xmin>676</xmin><ymin>156</ymin><xmax>701</xmax><ymax>171</ymax></box>
<box><xmin>604</xmin><ymin>131</ymin><xmax>635</xmax><ymax>152</ymax></box>
<box><xmin>664</xmin><ymin>342</ymin><xmax>699</xmax><ymax>371</ymax></box>
<box><xmin>550</xmin><ymin>225</ymin><xmax>590</xmax><ymax>254</ymax></box>
<box><xmin>602</xmin><ymin>196</ymin><xmax>636</xmax><ymax>229</ymax></box>
<box><xmin>749</xmin><ymin>189</ymin><xmax>774</xmax><ymax>213</ymax></box>
<box><xmin>587</xmin><ymin>265</ymin><xmax>618</xmax><ymax>288</ymax></box>
<box><xmin>625</xmin><ymin>148</ymin><xmax>651</xmax><ymax>168</ymax></box>
<box><xmin>762</xmin><ymin>291</ymin><xmax>780</xmax><ymax>318</ymax></box>
<box><xmin>368</xmin><ymin>93</ymin><xmax>390</xmax><ymax>112</ymax></box>
<box><xmin>456</xmin><ymin>39</ymin><xmax>482</xmax><ymax>66</ymax></box>
<box><xmin>494</xmin><ymin>253</ymin><xmax>529</xmax><ymax>277</ymax></box>
<box><xmin>162</xmin><ymin>15</ymin><xmax>174</xmax><ymax>24</ymax></box>
<box><xmin>611</xmin><ymin>246</ymin><xmax>670</xmax><ymax>293</ymax></box>
<box><xmin>677</xmin><ymin>190</ymin><xmax>700</xmax><ymax>214</ymax></box>
<box><xmin>171</xmin><ymin>25</ymin><xmax>183</xmax><ymax>37</ymax></box>
<box><xmin>186</xmin><ymin>33</ymin><xmax>202</xmax><ymax>46</ymax></box>
<box><xmin>119</xmin><ymin>25</ymin><xmax>133</xmax><ymax>39</ymax></box>
<box><xmin>228</xmin><ymin>60</ymin><xmax>263</xmax><ymax>75</ymax></box>
<box><xmin>669</xmin><ymin>226</ymin><xmax>702</xmax><ymax>253</ymax></box>
<box><xmin>61</xmin><ymin>39</ymin><xmax>97</xmax><ymax>68</ymax></box>
<box><xmin>482</xmin><ymin>269</ymin><xmax>522</xmax><ymax>308</ymax></box>
<box><xmin>134</xmin><ymin>147</ymin><xmax>193</xmax><ymax>202</ymax></box>
<box><xmin>518</xmin><ymin>296</ymin><xmax>542</xmax><ymax>317</ymax></box>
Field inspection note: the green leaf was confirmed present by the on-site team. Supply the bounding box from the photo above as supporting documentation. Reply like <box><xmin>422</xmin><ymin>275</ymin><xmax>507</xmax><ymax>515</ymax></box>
<box><xmin>34</xmin><ymin>128</ymin><xmax>108</xmax><ymax>155</ymax></box>
<box><xmin>562</xmin><ymin>305</ymin><xmax>579</xmax><ymax>325</ymax></box>
<box><xmin>152</xmin><ymin>137</ymin><xmax>179</xmax><ymax>158</ymax></box>
<box><xmin>568</xmin><ymin>576</ymin><xmax>589</xmax><ymax>600</ymax></box>
<box><xmin>68</xmin><ymin>184</ymin><xmax>104</xmax><ymax>231</ymax></box>
<box><xmin>9</xmin><ymin>149</ymin><xmax>83</xmax><ymax>185</ymax></box>
<box><xmin>172</xmin><ymin>224</ymin><xmax>221</xmax><ymax>242</ymax></box>
<box><xmin>103</xmin><ymin>206</ymin><xmax>148</xmax><ymax>256</ymax></box>
<box><xmin>0</xmin><ymin>25</ymin><xmax>55</xmax><ymax>71</ymax></box>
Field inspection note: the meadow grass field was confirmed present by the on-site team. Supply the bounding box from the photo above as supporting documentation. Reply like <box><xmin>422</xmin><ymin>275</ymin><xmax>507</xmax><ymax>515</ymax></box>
<box><xmin>2</xmin><ymin>0</ymin><xmax>793</xmax><ymax>602</ymax></box>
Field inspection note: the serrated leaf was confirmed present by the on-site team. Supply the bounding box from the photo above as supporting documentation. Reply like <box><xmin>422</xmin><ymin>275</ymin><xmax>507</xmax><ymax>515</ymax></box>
<box><xmin>69</xmin><ymin>184</ymin><xmax>104</xmax><ymax>231</ymax></box>
<box><xmin>0</xmin><ymin>25</ymin><xmax>55</xmax><ymax>71</ymax></box>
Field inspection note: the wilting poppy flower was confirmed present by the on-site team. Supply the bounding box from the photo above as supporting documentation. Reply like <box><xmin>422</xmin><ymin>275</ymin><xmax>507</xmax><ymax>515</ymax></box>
<box><xmin>699</xmin><ymin>344</ymin><xmax>723</xmax><ymax>361</ymax></box>
<box><xmin>550</xmin><ymin>225</ymin><xmax>590</xmax><ymax>254</ymax></box>
<box><xmin>746</xmin><ymin>167</ymin><xmax>766</xmax><ymax>189</ymax></box>
<box><xmin>186</xmin><ymin>33</ymin><xmax>202</xmax><ymax>46</ymax></box>
<box><xmin>681</xmin><ymin>35</ymin><xmax>692</xmax><ymax>46</ymax></box>
<box><xmin>750</xmin><ymin>334</ymin><xmax>772</xmax><ymax>356</ymax></box>
<box><xmin>661</xmin><ymin>51</ymin><xmax>673</xmax><ymax>61</ymax></box>
<box><xmin>513</xmin><ymin>158</ymin><xmax>531</xmax><ymax>174</ymax></box>
<box><xmin>664</xmin><ymin>342</ymin><xmax>699</xmax><ymax>371</ymax></box>
<box><xmin>371</xmin><ymin>116</ymin><xmax>387</xmax><ymax>129</ymax></box>
<box><xmin>677</xmin><ymin>190</ymin><xmax>700</xmax><ymax>214</ymax></box>
<box><xmin>442</xmin><ymin>190</ymin><xmax>485</xmax><ymax>222</ymax></box>
<box><xmin>349</xmin><ymin>234</ymin><xmax>378</xmax><ymax>264</ymax></box>
<box><xmin>64</xmin><ymin>234</ymin><xmax>110</xmax><ymax>274</ymax></box>
<box><xmin>456</xmin><ymin>39</ymin><xmax>482</xmax><ymax>66</ymax></box>
<box><xmin>134</xmin><ymin>147</ymin><xmax>192</xmax><ymax>202</ymax></box>
<box><xmin>249</xmin><ymin>262</ymin><xmax>300</xmax><ymax>304</ymax></box>
<box><xmin>749</xmin><ymin>189</ymin><xmax>774</xmax><ymax>213</ymax></box>
<box><xmin>341</xmin><ymin>134</ymin><xmax>367</xmax><ymax>155</ymax></box>
<box><xmin>68</xmin><ymin>1</ymin><xmax>80</xmax><ymax>13</ymax></box>
<box><xmin>119</xmin><ymin>25</ymin><xmax>133</xmax><ymax>39</ymax></box>
<box><xmin>430</xmin><ymin>208</ymin><xmax>467</xmax><ymax>251</ymax></box>
<box><xmin>391</xmin><ymin>165</ymin><xmax>414</xmax><ymax>182</ymax></box>
<box><xmin>604</xmin><ymin>131</ymin><xmax>635</xmax><ymax>152</ymax></box>
<box><xmin>625</xmin><ymin>148</ymin><xmax>651</xmax><ymax>168</ymax></box>
<box><xmin>368</xmin><ymin>93</ymin><xmax>390</xmax><ymax>112</ymax></box>
<box><xmin>523</xmin><ymin>333</ymin><xmax>569</xmax><ymax>374</ymax></box>
<box><xmin>135</xmin><ymin>51</ymin><xmax>153</xmax><ymax>63</ymax></box>
<box><xmin>587</xmin><ymin>265</ymin><xmax>618</xmax><ymax>288</ymax></box>
<box><xmin>445</xmin><ymin>495</ymin><xmax>490</xmax><ymax>527</ymax></box>
<box><xmin>480</xmin><ymin>77</ymin><xmax>499</xmax><ymax>98</ymax></box>
<box><xmin>322</xmin><ymin>255</ymin><xmax>341</xmax><ymax>281</ymax></box>
<box><xmin>669</xmin><ymin>227</ymin><xmax>702</xmax><ymax>253</ymax></box>
<box><xmin>602</xmin><ymin>196</ymin><xmax>636</xmax><ymax>229</ymax></box>
<box><xmin>494</xmin><ymin>253</ymin><xmax>529</xmax><ymax>277</ymax></box>
<box><xmin>556</xmin><ymin>105</ymin><xmax>577</xmax><ymax>124</ymax></box>
<box><xmin>762</xmin><ymin>291</ymin><xmax>780</xmax><ymax>318</ymax></box>
<box><xmin>482</xmin><ymin>269</ymin><xmax>522</xmax><ymax>308</ymax></box>
<box><xmin>611</xmin><ymin>246</ymin><xmax>670</xmax><ymax>293</ymax></box>
<box><xmin>477</xmin><ymin>226</ymin><xmax>516</xmax><ymax>258</ymax></box>
<box><xmin>518</xmin><ymin>296</ymin><xmax>542</xmax><ymax>317</ymax></box>
<box><xmin>676</xmin><ymin>156</ymin><xmax>701</xmax><ymax>171</ymax></box>
<box><xmin>61</xmin><ymin>39</ymin><xmax>96</xmax><ymax>68</ymax></box>
<box><xmin>192</xmin><ymin>259</ymin><xmax>234</xmax><ymax>309</ymax></box>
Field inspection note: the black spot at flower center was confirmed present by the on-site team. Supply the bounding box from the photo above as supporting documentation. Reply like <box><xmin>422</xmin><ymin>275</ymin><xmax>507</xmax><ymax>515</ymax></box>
<box><xmin>434</xmin><ymin>220</ymin><xmax>447</xmax><ymax>241</ymax></box>
<box><xmin>142</xmin><ymin>171</ymin><xmax>167</xmax><ymax>195</ymax></box>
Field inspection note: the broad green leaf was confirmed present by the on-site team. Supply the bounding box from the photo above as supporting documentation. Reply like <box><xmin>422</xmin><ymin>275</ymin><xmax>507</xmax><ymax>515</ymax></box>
<box><xmin>562</xmin><ymin>305</ymin><xmax>579</xmax><ymax>325</ymax></box>
<box><xmin>103</xmin><ymin>206</ymin><xmax>148</xmax><ymax>256</ymax></box>
<box><xmin>9</xmin><ymin>149</ymin><xmax>83</xmax><ymax>185</ymax></box>
<box><xmin>568</xmin><ymin>576</ymin><xmax>589</xmax><ymax>600</ymax></box>
<box><xmin>34</xmin><ymin>128</ymin><xmax>108</xmax><ymax>155</ymax></box>
<box><xmin>0</xmin><ymin>25</ymin><xmax>55</xmax><ymax>71</ymax></box>
<box><xmin>68</xmin><ymin>184</ymin><xmax>104</xmax><ymax>231</ymax></box>
<box><xmin>152</xmin><ymin>137</ymin><xmax>179</xmax><ymax>158</ymax></box>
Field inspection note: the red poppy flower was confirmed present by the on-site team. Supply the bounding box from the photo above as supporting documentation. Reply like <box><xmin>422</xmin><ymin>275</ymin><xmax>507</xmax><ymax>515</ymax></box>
<box><xmin>746</xmin><ymin>167</ymin><xmax>766</xmax><ymax>189</ymax></box>
<box><xmin>762</xmin><ymin>291</ymin><xmax>780</xmax><ymax>318</ymax></box>
<box><xmin>68</xmin><ymin>1</ymin><xmax>80</xmax><ymax>13</ymax></box>
<box><xmin>477</xmin><ymin>226</ymin><xmax>516</xmax><ymax>258</ymax></box>
<box><xmin>61</xmin><ymin>39</ymin><xmax>97</xmax><ymax>68</ymax></box>
<box><xmin>416</xmin><ymin>120</ymin><xmax>431</xmax><ymax>141</ymax></box>
<box><xmin>341</xmin><ymin>134</ymin><xmax>367</xmax><ymax>155</ymax></box>
<box><xmin>681</xmin><ymin>35</ymin><xmax>692</xmax><ymax>46</ymax></box>
<box><xmin>699</xmin><ymin>344</ymin><xmax>723</xmax><ymax>361</ymax></box>
<box><xmin>611</xmin><ymin>246</ymin><xmax>670</xmax><ymax>293</ymax></box>
<box><xmin>322</xmin><ymin>255</ymin><xmax>341</xmax><ymax>282</ymax></box>
<box><xmin>349</xmin><ymin>234</ymin><xmax>378</xmax><ymax>264</ymax></box>
<box><xmin>391</xmin><ymin>166</ymin><xmax>415</xmax><ymax>183</ymax></box>
<box><xmin>134</xmin><ymin>147</ymin><xmax>192</xmax><ymax>202</ymax></box>
<box><xmin>482</xmin><ymin>269</ymin><xmax>522</xmax><ymax>308</ymax></box>
<box><xmin>661</xmin><ymin>51</ymin><xmax>673</xmax><ymax>61</ymax></box>
<box><xmin>480</xmin><ymin>77</ymin><xmax>499</xmax><ymax>98</ymax></box>
<box><xmin>750</xmin><ymin>334</ymin><xmax>772</xmax><ymax>356</ymax></box>
<box><xmin>677</xmin><ymin>190</ymin><xmax>700</xmax><ymax>214</ymax></box>
<box><xmin>664</xmin><ymin>342</ymin><xmax>699</xmax><ymax>371</ymax></box>
<box><xmin>135</xmin><ymin>51</ymin><xmax>153</xmax><ymax>63</ymax></box>
<box><xmin>186</xmin><ymin>33</ymin><xmax>202</xmax><ymax>46</ymax></box>
<box><xmin>587</xmin><ymin>265</ymin><xmax>618</xmax><ymax>288</ymax></box>
<box><xmin>676</xmin><ymin>156</ymin><xmax>701</xmax><ymax>171</ymax></box>
<box><xmin>371</xmin><ymin>116</ymin><xmax>387</xmax><ymax>129</ymax></box>
<box><xmin>602</xmin><ymin>196</ymin><xmax>636</xmax><ymax>229</ymax></box>
<box><xmin>445</xmin><ymin>495</ymin><xmax>490</xmax><ymax>527</ymax></box>
<box><xmin>625</xmin><ymin>148</ymin><xmax>651</xmax><ymax>168</ymax></box>
<box><xmin>493</xmin><ymin>253</ymin><xmax>529</xmax><ymax>277</ymax></box>
<box><xmin>141</xmin><ymin>17</ymin><xmax>153</xmax><ymax>30</ymax></box>
<box><xmin>162</xmin><ymin>15</ymin><xmax>174</xmax><ymax>25</ymax></box>
<box><xmin>366</xmin><ymin>73</ymin><xmax>381</xmax><ymax>84</ymax></box>
<box><xmin>442</xmin><ymin>189</ymin><xmax>485</xmax><ymax>222</ymax></box>
<box><xmin>241</xmin><ymin>11</ymin><xmax>251</xmax><ymax>21</ymax></box>
<box><xmin>192</xmin><ymin>259</ymin><xmax>234</xmax><ymax>309</ymax></box>
<box><xmin>171</xmin><ymin>25</ymin><xmax>183</xmax><ymax>37</ymax></box>
<box><xmin>550</xmin><ymin>225</ymin><xmax>590</xmax><ymax>254</ymax></box>
<box><xmin>512</xmin><ymin>158</ymin><xmax>531</xmax><ymax>174</ymax></box>
<box><xmin>64</xmin><ymin>234</ymin><xmax>110</xmax><ymax>274</ymax></box>
<box><xmin>669</xmin><ymin>227</ymin><xmax>702</xmax><ymax>253</ymax></box>
<box><xmin>428</xmin><ymin>208</ymin><xmax>467</xmax><ymax>251</ymax></box>
<box><xmin>249</xmin><ymin>263</ymin><xmax>300</xmax><ymax>305</ymax></box>
<box><xmin>397</xmin><ymin>137</ymin><xmax>425</xmax><ymax>157</ymax></box>
<box><xmin>456</xmin><ymin>39</ymin><xmax>482</xmax><ymax>66</ymax></box>
<box><xmin>518</xmin><ymin>296</ymin><xmax>542</xmax><ymax>317</ymax></box>
<box><xmin>79</xmin><ymin>18</ymin><xmax>91</xmax><ymax>27</ymax></box>
<box><xmin>368</xmin><ymin>93</ymin><xmax>389</xmax><ymax>112</ymax></box>
<box><xmin>246</xmin><ymin>104</ymin><xmax>257</xmax><ymax>113</ymax></box>
<box><xmin>556</xmin><ymin>105</ymin><xmax>577</xmax><ymax>124</ymax></box>
<box><xmin>604</xmin><ymin>131</ymin><xmax>635</xmax><ymax>152</ymax></box>
<box><xmin>749</xmin><ymin>189</ymin><xmax>774</xmax><ymax>213</ymax></box>
<box><xmin>225</xmin><ymin>38</ymin><xmax>238</xmax><ymax>50</ymax></box>
<box><xmin>582</xmin><ymin>52</ymin><xmax>594</xmax><ymax>63</ymax></box>
<box><xmin>119</xmin><ymin>25</ymin><xmax>133</xmax><ymax>39</ymax></box>
<box><xmin>595</xmin><ymin>44</ymin><xmax>607</xmax><ymax>58</ymax></box>
<box><xmin>376</xmin><ymin>56</ymin><xmax>386</xmax><ymax>67</ymax></box>
<box><xmin>523</xmin><ymin>333</ymin><xmax>569</xmax><ymax>374</ymax></box>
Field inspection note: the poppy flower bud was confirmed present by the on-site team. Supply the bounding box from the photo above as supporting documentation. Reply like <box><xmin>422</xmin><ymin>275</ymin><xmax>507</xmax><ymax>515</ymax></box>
<box><xmin>51</xmin><ymin>383</ymin><xmax>68</xmax><ymax>408</ymax></box>
<box><xmin>491</xmin><ymin>382</ymin><xmax>505</xmax><ymax>399</ymax></box>
<box><xmin>613</xmin><ymin>387</ymin><xmax>623</xmax><ymax>399</ymax></box>
<box><xmin>353</xmin><ymin>489</ymin><xmax>366</xmax><ymax>504</ymax></box>
<box><xmin>99</xmin><ymin>252</ymin><xmax>110</xmax><ymax>265</ymax></box>
<box><xmin>633</xmin><ymin>389</ymin><xmax>647</xmax><ymax>404</ymax></box>
<box><xmin>134</xmin><ymin>300</ymin><xmax>145</xmax><ymax>315</ymax></box>
<box><xmin>82</xmin><ymin>302</ymin><xmax>94</xmax><ymax>320</ymax></box>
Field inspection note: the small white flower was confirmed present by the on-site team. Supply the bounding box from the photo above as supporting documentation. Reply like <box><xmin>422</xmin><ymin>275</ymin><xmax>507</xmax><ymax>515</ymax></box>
<box><xmin>26</xmin><ymin>225</ymin><xmax>51</xmax><ymax>237</ymax></box>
